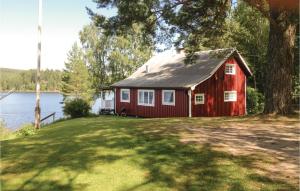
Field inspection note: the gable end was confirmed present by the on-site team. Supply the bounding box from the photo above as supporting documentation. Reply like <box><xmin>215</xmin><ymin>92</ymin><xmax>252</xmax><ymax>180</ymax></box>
<box><xmin>191</xmin><ymin>50</ymin><xmax>252</xmax><ymax>90</ymax></box>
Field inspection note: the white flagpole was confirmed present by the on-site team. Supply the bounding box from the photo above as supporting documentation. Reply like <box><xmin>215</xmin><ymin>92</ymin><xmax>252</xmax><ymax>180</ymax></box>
<box><xmin>35</xmin><ymin>0</ymin><xmax>42</xmax><ymax>129</ymax></box>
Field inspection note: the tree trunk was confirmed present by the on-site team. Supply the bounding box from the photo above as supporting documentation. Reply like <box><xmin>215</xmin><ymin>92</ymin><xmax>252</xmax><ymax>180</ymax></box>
<box><xmin>264</xmin><ymin>9</ymin><xmax>297</xmax><ymax>114</ymax></box>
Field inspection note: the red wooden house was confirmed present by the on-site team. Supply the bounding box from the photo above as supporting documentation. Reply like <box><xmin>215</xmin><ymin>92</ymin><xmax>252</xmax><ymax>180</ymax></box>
<box><xmin>111</xmin><ymin>48</ymin><xmax>252</xmax><ymax>117</ymax></box>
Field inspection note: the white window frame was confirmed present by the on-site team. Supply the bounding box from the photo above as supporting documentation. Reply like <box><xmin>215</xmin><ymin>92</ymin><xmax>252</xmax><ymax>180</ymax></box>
<box><xmin>195</xmin><ymin>93</ymin><xmax>205</xmax><ymax>104</ymax></box>
<box><xmin>225</xmin><ymin>64</ymin><xmax>236</xmax><ymax>75</ymax></box>
<box><xmin>224</xmin><ymin>91</ymin><xmax>237</xmax><ymax>102</ymax></box>
<box><xmin>120</xmin><ymin>89</ymin><xmax>130</xmax><ymax>103</ymax></box>
<box><xmin>162</xmin><ymin>90</ymin><xmax>175</xmax><ymax>106</ymax></box>
<box><xmin>138</xmin><ymin>89</ymin><xmax>155</xmax><ymax>106</ymax></box>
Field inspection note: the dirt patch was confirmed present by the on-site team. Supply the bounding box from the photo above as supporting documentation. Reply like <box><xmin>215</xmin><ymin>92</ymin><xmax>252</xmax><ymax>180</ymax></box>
<box><xmin>177</xmin><ymin>116</ymin><xmax>300</xmax><ymax>185</ymax></box>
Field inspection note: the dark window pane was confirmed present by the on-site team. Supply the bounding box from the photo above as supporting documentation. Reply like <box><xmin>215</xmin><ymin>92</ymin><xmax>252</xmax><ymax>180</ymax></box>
<box><xmin>149</xmin><ymin>92</ymin><xmax>153</xmax><ymax>104</ymax></box>
<box><xmin>144</xmin><ymin>92</ymin><xmax>149</xmax><ymax>104</ymax></box>
<box><xmin>122</xmin><ymin>92</ymin><xmax>129</xmax><ymax>100</ymax></box>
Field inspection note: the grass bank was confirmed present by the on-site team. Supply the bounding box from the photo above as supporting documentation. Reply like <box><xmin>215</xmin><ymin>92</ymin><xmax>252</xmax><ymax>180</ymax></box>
<box><xmin>1</xmin><ymin>116</ymin><xmax>298</xmax><ymax>191</ymax></box>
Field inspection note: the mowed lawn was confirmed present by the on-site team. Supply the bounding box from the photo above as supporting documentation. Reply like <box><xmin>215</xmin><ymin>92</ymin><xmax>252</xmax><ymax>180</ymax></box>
<box><xmin>1</xmin><ymin>116</ymin><xmax>299</xmax><ymax>191</ymax></box>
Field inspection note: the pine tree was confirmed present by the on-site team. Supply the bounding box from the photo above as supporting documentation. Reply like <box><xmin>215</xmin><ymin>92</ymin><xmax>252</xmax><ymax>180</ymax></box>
<box><xmin>61</xmin><ymin>43</ymin><xmax>94</xmax><ymax>102</ymax></box>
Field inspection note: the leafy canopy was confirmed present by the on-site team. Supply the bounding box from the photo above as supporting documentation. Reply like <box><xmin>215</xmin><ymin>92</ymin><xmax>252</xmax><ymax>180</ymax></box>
<box><xmin>61</xmin><ymin>43</ymin><xmax>94</xmax><ymax>102</ymax></box>
<box><xmin>88</xmin><ymin>0</ymin><xmax>231</xmax><ymax>51</ymax></box>
<box><xmin>79</xmin><ymin>23</ymin><xmax>153</xmax><ymax>92</ymax></box>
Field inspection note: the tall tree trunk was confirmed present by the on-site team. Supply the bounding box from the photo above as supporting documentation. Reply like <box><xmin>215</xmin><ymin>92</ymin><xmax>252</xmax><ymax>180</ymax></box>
<box><xmin>264</xmin><ymin>9</ymin><xmax>297</xmax><ymax>114</ymax></box>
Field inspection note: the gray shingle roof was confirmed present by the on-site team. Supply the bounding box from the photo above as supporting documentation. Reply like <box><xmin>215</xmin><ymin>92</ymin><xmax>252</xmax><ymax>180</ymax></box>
<box><xmin>111</xmin><ymin>48</ymin><xmax>251</xmax><ymax>89</ymax></box>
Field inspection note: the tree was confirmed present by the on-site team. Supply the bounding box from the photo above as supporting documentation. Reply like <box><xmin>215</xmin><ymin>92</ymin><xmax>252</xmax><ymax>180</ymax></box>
<box><xmin>0</xmin><ymin>68</ymin><xmax>61</xmax><ymax>92</ymax></box>
<box><xmin>80</xmin><ymin>24</ymin><xmax>109</xmax><ymax>93</ymax></box>
<box><xmin>88</xmin><ymin>0</ymin><xmax>299</xmax><ymax>114</ymax></box>
<box><xmin>107</xmin><ymin>24</ymin><xmax>153</xmax><ymax>83</ymax></box>
<box><xmin>61</xmin><ymin>43</ymin><xmax>94</xmax><ymax>102</ymax></box>
<box><xmin>293</xmin><ymin>28</ymin><xmax>300</xmax><ymax>97</ymax></box>
<box><xmin>250</xmin><ymin>0</ymin><xmax>298</xmax><ymax>114</ymax></box>
<box><xmin>79</xmin><ymin>23</ymin><xmax>153</xmax><ymax>91</ymax></box>
<box><xmin>228</xmin><ymin>2</ymin><xmax>269</xmax><ymax>93</ymax></box>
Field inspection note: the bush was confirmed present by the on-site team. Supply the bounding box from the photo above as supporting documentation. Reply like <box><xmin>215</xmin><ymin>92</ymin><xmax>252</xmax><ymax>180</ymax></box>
<box><xmin>0</xmin><ymin>121</ymin><xmax>15</xmax><ymax>140</ymax></box>
<box><xmin>247</xmin><ymin>87</ymin><xmax>264</xmax><ymax>114</ymax></box>
<box><xmin>63</xmin><ymin>98</ymin><xmax>91</xmax><ymax>118</ymax></box>
<box><xmin>16</xmin><ymin>124</ymin><xmax>36</xmax><ymax>137</ymax></box>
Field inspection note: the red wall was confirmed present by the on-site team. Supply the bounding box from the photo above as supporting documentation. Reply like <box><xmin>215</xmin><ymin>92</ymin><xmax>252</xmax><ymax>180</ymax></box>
<box><xmin>115</xmin><ymin>88</ymin><xmax>189</xmax><ymax>117</ymax></box>
<box><xmin>115</xmin><ymin>57</ymin><xmax>247</xmax><ymax>117</ymax></box>
<box><xmin>192</xmin><ymin>58</ymin><xmax>246</xmax><ymax>116</ymax></box>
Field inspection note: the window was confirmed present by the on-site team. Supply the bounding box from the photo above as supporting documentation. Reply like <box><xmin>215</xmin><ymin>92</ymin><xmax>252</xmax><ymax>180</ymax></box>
<box><xmin>224</xmin><ymin>91</ymin><xmax>237</xmax><ymax>102</ymax></box>
<box><xmin>120</xmin><ymin>89</ymin><xmax>130</xmax><ymax>102</ymax></box>
<box><xmin>162</xmin><ymin>90</ymin><xmax>175</xmax><ymax>105</ymax></box>
<box><xmin>225</xmin><ymin>64</ymin><xmax>236</xmax><ymax>75</ymax></box>
<box><xmin>195</xmin><ymin>93</ymin><xmax>204</xmax><ymax>104</ymax></box>
<box><xmin>138</xmin><ymin>90</ymin><xmax>155</xmax><ymax>106</ymax></box>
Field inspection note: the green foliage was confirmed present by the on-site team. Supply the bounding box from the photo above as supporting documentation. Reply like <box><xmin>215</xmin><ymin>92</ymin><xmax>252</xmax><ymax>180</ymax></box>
<box><xmin>88</xmin><ymin>0</ymin><xmax>230</xmax><ymax>49</ymax></box>
<box><xmin>107</xmin><ymin>25</ymin><xmax>153</xmax><ymax>83</ymax></box>
<box><xmin>60</xmin><ymin>23</ymin><xmax>152</xmax><ymax>99</ymax></box>
<box><xmin>0</xmin><ymin>68</ymin><xmax>62</xmax><ymax>91</ymax></box>
<box><xmin>16</xmin><ymin>124</ymin><xmax>37</xmax><ymax>137</ymax></box>
<box><xmin>247</xmin><ymin>87</ymin><xmax>264</xmax><ymax>114</ymax></box>
<box><xmin>293</xmin><ymin>77</ymin><xmax>300</xmax><ymax>97</ymax></box>
<box><xmin>80</xmin><ymin>24</ymin><xmax>108</xmax><ymax>91</ymax></box>
<box><xmin>0</xmin><ymin>121</ymin><xmax>15</xmax><ymax>140</ymax></box>
<box><xmin>61</xmin><ymin>43</ymin><xmax>94</xmax><ymax>102</ymax></box>
<box><xmin>229</xmin><ymin>2</ymin><xmax>269</xmax><ymax>93</ymax></box>
<box><xmin>63</xmin><ymin>98</ymin><xmax>91</xmax><ymax>118</ymax></box>
<box><xmin>1</xmin><ymin>122</ymin><xmax>36</xmax><ymax>140</ymax></box>
<box><xmin>79</xmin><ymin>23</ymin><xmax>153</xmax><ymax>92</ymax></box>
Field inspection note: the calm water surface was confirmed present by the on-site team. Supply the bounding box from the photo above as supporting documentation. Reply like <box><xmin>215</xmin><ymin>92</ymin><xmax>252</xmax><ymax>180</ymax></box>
<box><xmin>0</xmin><ymin>92</ymin><xmax>106</xmax><ymax>130</ymax></box>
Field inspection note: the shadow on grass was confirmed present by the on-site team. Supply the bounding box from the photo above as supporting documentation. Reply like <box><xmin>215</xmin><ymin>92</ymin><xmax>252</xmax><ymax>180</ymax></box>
<box><xmin>1</xmin><ymin>116</ymin><xmax>297</xmax><ymax>191</ymax></box>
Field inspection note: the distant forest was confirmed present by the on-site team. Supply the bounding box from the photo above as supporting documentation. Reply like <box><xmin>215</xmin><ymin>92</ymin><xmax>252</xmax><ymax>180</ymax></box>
<box><xmin>0</xmin><ymin>68</ymin><xmax>62</xmax><ymax>92</ymax></box>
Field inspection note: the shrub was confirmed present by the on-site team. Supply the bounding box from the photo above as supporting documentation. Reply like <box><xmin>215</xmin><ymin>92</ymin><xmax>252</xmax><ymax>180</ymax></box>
<box><xmin>247</xmin><ymin>87</ymin><xmax>264</xmax><ymax>114</ymax></box>
<box><xmin>63</xmin><ymin>98</ymin><xmax>91</xmax><ymax>118</ymax></box>
<box><xmin>0</xmin><ymin>121</ymin><xmax>15</xmax><ymax>140</ymax></box>
<box><xmin>16</xmin><ymin>124</ymin><xmax>37</xmax><ymax>137</ymax></box>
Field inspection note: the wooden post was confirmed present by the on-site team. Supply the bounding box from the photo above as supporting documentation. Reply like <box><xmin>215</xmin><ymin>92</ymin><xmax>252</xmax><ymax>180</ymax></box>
<box><xmin>35</xmin><ymin>0</ymin><xmax>42</xmax><ymax>129</ymax></box>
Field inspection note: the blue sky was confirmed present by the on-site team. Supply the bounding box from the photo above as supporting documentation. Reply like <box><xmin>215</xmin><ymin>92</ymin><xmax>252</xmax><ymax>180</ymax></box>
<box><xmin>0</xmin><ymin>0</ymin><xmax>115</xmax><ymax>70</ymax></box>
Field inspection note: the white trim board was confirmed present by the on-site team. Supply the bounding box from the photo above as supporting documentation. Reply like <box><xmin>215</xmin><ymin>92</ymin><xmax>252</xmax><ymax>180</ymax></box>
<box><xmin>120</xmin><ymin>89</ymin><xmax>130</xmax><ymax>103</ymax></box>
<box><xmin>138</xmin><ymin>89</ymin><xmax>155</xmax><ymax>107</ymax></box>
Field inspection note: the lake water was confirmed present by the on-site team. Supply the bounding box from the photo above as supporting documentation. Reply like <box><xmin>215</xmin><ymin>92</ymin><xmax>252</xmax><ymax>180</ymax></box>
<box><xmin>0</xmin><ymin>92</ymin><xmax>112</xmax><ymax>130</ymax></box>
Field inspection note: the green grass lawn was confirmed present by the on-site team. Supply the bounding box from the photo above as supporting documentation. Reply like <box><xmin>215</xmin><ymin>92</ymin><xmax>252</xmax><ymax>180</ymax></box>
<box><xmin>1</xmin><ymin>116</ymin><xmax>298</xmax><ymax>191</ymax></box>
